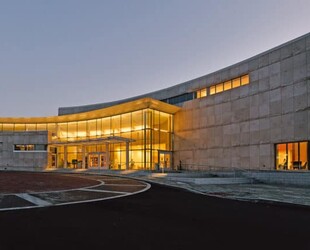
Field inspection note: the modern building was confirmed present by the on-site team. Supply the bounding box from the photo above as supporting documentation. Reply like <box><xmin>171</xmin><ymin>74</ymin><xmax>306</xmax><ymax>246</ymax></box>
<box><xmin>0</xmin><ymin>32</ymin><xmax>309</xmax><ymax>172</ymax></box>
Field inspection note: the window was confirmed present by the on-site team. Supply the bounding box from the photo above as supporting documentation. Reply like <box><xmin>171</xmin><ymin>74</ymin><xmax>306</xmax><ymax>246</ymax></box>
<box><xmin>14</xmin><ymin>144</ymin><xmax>47</xmax><ymax>151</ymax></box>
<box><xmin>241</xmin><ymin>75</ymin><xmax>249</xmax><ymax>85</ymax></box>
<box><xmin>215</xmin><ymin>83</ymin><xmax>223</xmax><ymax>93</ymax></box>
<box><xmin>224</xmin><ymin>80</ymin><xmax>232</xmax><ymax>91</ymax></box>
<box><xmin>232</xmin><ymin>78</ymin><xmax>240</xmax><ymax>88</ymax></box>
<box><xmin>196</xmin><ymin>74</ymin><xmax>249</xmax><ymax>99</ymax></box>
<box><xmin>210</xmin><ymin>86</ymin><xmax>216</xmax><ymax>95</ymax></box>
<box><xmin>275</xmin><ymin>141</ymin><xmax>309</xmax><ymax>170</ymax></box>
<box><xmin>196</xmin><ymin>88</ymin><xmax>207</xmax><ymax>98</ymax></box>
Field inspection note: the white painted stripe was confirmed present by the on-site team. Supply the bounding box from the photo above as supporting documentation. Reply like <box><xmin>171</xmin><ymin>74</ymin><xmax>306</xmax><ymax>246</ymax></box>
<box><xmin>16</xmin><ymin>193</ymin><xmax>52</xmax><ymax>206</ymax></box>
<box><xmin>103</xmin><ymin>184</ymin><xmax>146</xmax><ymax>187</ymax></box>
<box><xmin>79</xmin><ymin>188</ymin><xmax>129</xmax><ymax>195</ymax></box>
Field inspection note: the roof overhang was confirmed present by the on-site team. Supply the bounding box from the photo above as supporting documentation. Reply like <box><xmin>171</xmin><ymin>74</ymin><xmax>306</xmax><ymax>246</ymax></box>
<box><xmin>49</xmin><ymin>136</ymin><xmax>135</xmax><ymax>146</ymax></box>
<box><xmin>0</xmin><ymin>98</ymin><xmax>180</xmax><ymax>124</ymax></box>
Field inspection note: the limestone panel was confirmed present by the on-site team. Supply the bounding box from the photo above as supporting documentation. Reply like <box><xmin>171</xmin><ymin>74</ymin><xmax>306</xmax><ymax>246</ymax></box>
<box><xmin>281</xmin><ymin>85</ymin><xmax>294</xmax><ymax>114</ymax></box>
<box><xmin>307</xmin><ymin>50</ymin><xmax>310</xmax><ymax>77</ymax></box>
<box><xmin>294</xmin><ymin>111</ymin><xmax>308</xmax><ymax>140</ymax></box>
<box><xmin>294</xmin><ymin>94</ymin><xmax>308</xmax><ymax>112</ymax></box>
<box><xmin>240</xmin><ymin>122</ymin><xmax>250</xmax><ymax>145</ymax></box>
<box><xmin>250</xmin><ymin>119</ymin><xmax>260</xmax><ymax>144</ymax></box>
<box><xmin>214</xmin><ymin>104</ymin><xmax>223</xmax><ymax>125</ymax></box>
<box><xmin>239</xmin><ymin>62</ymin><xmax>249</xmax><ymax>75</ymax></box>
<box><xmin>248</xmin><ymin>58</ymin><xmax>259</xmax><ymax>71</ymax></box>
<box><xmin>269</xmin><ymin>62</ymin><xmax>281</xmax><ymax>75</ymax></box>
<box><xmin>222</xmin><ymin>102</ymin><xmax>232</xmax><ymax>124</ymax></box>
<box><xmin>199</xmin><ymin>109</ymin><xmax>208</xmax><ymax>128</ymax></box>
<box><xmin>199</xmin><ymin>97</ymin><xmax>208</xmax><ymax>108</ymax></box>
<box><xmin>205</xmin><ymin>95</ymin><xmax>215</xmax><ymax>106</ymax></box>
<box><xmin>220</xmin><ymin>90</ymin><xmax>231</xmax><ymax>103</ymax></box>
<box><xmin>270</xmin><ymin>101</ymin><xmax>282</xmax><ymax>116</ymax></box>
<box><xmin>292</xmin><ymin>38</ymin><xmax>306</xmax><ymax>55</ymax></box>
<box><xmin>214</xmin><ymin>127</ymin><xmax>223</xmax><ymax>147</ymax></box>
<box><xmin>230</xmin><ymin>66</ymin><xmax>240</xmax><ymax>79</ymax></box>
<box><xmin>259</xmin><ymin>54</ymin><xmax>269</xmax><ymax>68</ymax></box>
<box><xmin>269</xmin><ymin>49</ymin><xmax>281</xmax><ymax>64</ymax></box>
<box><xmin>294</xmin><ymin>80</ymin><xmax>307</xmax><ymax>96</ymax></box>
<box><xmin>230</xmin><ymin>87</ymin><xmax>240</xmax><ymax>101</ymax></box>
<box><xmin>293</xmin><ymin>52</ymin><xmax>307</xmax><ymax>81</ymax></box>
<box><xmin>240</xmin><ymin>84</ymin><xmax>249</xmax><ymax>98</ymax></box>
<box><xmin>307</xmin><ymin>36</ymin><xmax>310</xmax><ymax>51</ymax></box>
<box><xmin>192</xmin><ymin>109</ymin><xmax>200</xmax><ymax>129</ymax></box>
<box><xmin>250</xmin><ymin>70</ymin><xmax>259</xmax><ymax>81</ymax></box>
<box><xmin>259</xmin><ymin>66</ymin><xmax>269</xmax><ymax>80</ymax></box>
<box><xmin>281</xmin><ymin>43</ymin><xmax>293</xmax><ymax>60</ymax></box>
<box><xmin>270</xmin><ymin>88</ymin><xmax>281</xmax><ymax>102</ymax></box>
<box><xmin>280</xmin><ymin>57</ymin><xmax>294</xmax><ymax>86</ymax></box>
<box><xmin>249</xmin><ymin>80</ymin><xmax>259</xmax><ymax>95</ymax></box>
<box><xmin>270</xmin><ymin>116</ymin><xmax>282</xmax><ymax>142</ymax></box>
<box><xmin>259</xmin><ymin>92</ymin><xmax>270</xmax><ymax>117</ymax></box>
<box><xmin>281</xmin><ymin>113</ymin><xmax>294</xmax><ymax>141</ymax></box>
<box><xmin>259</xmin><ymin>78</ymin><xmax>270</xmax><ymax>92</ymax></box>
<box><xmin>250</xmin><ymin>94</ymin><xmax>259</xmax><ymax>119</ymax></box>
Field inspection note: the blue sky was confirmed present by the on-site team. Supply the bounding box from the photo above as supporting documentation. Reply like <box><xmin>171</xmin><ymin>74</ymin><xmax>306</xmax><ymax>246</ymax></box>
<box><xmin>0</xmin><ymin>0</ymin><xmax>309</xmax><ymax>116</ymax></box>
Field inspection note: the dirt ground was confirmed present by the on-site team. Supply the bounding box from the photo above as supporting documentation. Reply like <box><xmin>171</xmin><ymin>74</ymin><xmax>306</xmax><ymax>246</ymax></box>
<box><xmin>0</xmin><ymin>171</ymin><xmax>99</xmax><ymax>193</ymax></box>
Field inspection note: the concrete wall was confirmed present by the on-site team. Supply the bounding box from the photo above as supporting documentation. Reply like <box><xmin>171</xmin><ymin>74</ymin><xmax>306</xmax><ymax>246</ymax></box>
<box><xmin>0</xmin><ymin>131</ymin><xmax>48</xmax><ymax>171</ymax></box>
<box><xmin>174</xmin><ymin>33</ymin><xmax>310</xmax><ymax>171</ymax></box>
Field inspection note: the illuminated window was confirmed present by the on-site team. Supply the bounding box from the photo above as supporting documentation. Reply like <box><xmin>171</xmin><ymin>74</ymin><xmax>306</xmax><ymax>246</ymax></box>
<box><xmin>207</xmin><ymin>74</ymin><xmax>249</xmax><ymax>96</ymax></box>
<box><xmin>3</xmin><ymin>124</ymin><xmax>14</xmax><ymax>131</ymax></box>
<box><xmin>216</xmin><ymin>83</ymin><xmax>223</xmax><ymax>93</ymax></box>
<box><xmin>210</xmin><ymin>86</ymin><xmax>216</xmax><ymax>95</ymax></box>
<box><xmin>224</xmin><ymin>80</ymin><xmax>231</xmax><ymax>91</ymax></box>
<box><xmin>14</xmin><ymin>144</ymin><xmax>47</xmax><ymax>151</ymax></box>
<box><xmin>275</xmin><ymin>141</ymin><xmax>309</xmax><ymax>171</ymax></box>
<box><xmin>241</xmin><ymin>75</ymin><xmax>249</xmax><ymax>85</ymax></box>
<box><xmin>196</xmin><ymin>88</ymin><xmax>207</xmax><ymax>98</ymax></box>
<box><xmin>232</xmin><ymin>78</ymin><xmax>240</xmax><ymax>88</ymax></box>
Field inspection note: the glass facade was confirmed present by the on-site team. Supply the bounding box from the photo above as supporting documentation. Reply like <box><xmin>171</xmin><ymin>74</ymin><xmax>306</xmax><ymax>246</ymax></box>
<box><xmin>275</xmin><ymin>141</ymin><xmax>309</xmax><ymax>171</ymax></box>
<box><xmin>0</xmin><ymin>101</ymin><xmax>177</xmax><ymax>170</ymax></box>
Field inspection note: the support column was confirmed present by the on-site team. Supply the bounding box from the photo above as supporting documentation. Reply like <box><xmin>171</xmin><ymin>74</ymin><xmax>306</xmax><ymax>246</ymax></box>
<box><xmin>126</xmin><ymin>141</ymin><xmax>129</xmax><ymax>170</ymax></box>
<box><xmin>64</xmin><ymin>146</ymin><xmax>68</xmax><ymax>168</ymax></box>
<box><xmin>105</xmin><ymin>142</ymin><xmax>110</xmax><ymax>169</ymax></box>
<box><xmin>82</xmin><ymin>145</ymin><xmax>86</xmax><ymax>169</ymax></box>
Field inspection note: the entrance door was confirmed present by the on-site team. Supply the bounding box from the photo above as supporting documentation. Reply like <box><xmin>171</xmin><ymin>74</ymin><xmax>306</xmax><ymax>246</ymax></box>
<box><xmin>158</xmin><ymin>151</ymin><xmax>172</xmax><ymax>170</ymax></box>
<box><xmin>88</xmin><ymin>152</ymin><xmax>107</xmax><ymax>167</ymax></box>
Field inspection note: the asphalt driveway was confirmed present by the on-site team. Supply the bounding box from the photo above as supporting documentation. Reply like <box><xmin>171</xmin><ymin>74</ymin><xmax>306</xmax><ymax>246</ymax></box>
<box><xmin>0</xmin><ymin>182</ymin><xmax>310</xmax><ymax>250</ymax></box>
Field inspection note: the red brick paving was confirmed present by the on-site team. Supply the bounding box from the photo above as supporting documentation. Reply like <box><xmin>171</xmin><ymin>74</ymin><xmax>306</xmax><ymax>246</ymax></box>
<box><xmin>0</xmin><ymin>171</ymin><xmax>100</xmax><ymax>194</ymax></box>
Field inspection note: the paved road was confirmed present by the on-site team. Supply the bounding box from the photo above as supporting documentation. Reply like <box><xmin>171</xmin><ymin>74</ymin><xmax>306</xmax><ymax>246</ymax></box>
<box><xmin>0</xmin><ymin>182</ymin><xmax>310</xmax><ymax>250</ymax></box>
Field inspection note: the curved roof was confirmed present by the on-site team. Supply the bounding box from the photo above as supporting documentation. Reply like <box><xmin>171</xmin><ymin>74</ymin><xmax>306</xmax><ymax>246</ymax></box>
<box><xmin>0</xmin><ymin>98</ymin><xmax>180</xmax><ymax>124</ymax></box>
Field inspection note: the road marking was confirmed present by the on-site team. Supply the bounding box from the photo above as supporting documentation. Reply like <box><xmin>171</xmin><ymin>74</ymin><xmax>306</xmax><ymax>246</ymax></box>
<box><xmin>16</xmin><ymin>193</ymin><xmax>52</xmax><ymax>206</ymax></box>
<box><xmin>79</xmin><ymin>188</ymin><xmax>129</xmax><ymax>195</ymax></box>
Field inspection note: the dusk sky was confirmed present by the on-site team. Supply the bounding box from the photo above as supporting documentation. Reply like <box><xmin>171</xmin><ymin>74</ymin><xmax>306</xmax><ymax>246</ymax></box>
<box><xmin>0</xmin><ymin>0</ymin><xmax>309</xmax><ymax>117</ymax></box>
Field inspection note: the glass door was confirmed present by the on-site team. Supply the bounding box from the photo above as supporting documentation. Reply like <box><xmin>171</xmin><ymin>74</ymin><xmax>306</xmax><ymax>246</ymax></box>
<box><xmin>158</xmin><ymin>150</ymin><xmax>172</xmax><ymax>171</ymax></box>
<box><xmin>88</xmin><ymin>152</ymin><xmax>107</xmax><ymax>167</ymax></box>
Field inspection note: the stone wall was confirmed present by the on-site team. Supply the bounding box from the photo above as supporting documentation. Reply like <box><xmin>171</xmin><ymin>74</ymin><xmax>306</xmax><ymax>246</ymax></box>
<box><xmin>174</xmin><ymin>33</ymin><xmax>310</xmax><ymax>171</ymax></box>
<box><xmin>0</xmin><ymin>131</ymin><xmax>48</xmax><ymax>171</ymax></box>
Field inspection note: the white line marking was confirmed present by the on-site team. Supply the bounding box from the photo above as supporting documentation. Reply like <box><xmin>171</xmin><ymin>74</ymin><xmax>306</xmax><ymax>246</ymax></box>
<box><xmin>16</xmin><ymin>193</ymin><xmax>51</xmax><ymax>206</ymax></box>
<box><xmin>79</xmin><ymin>188</ymin><xmax>129</xmax><ymax>195</ymax></box>
<box><xmin>103</xmin><ymin>184</ymin><xmax>146</xmax><ymax>187</ymax></box>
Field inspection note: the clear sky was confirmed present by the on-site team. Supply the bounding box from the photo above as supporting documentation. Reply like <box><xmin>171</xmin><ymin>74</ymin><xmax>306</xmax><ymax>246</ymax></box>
<box><xmin>0</xmin><ymin>0</ymin><xmax>309</xmax><ymax>117</ymax></box>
